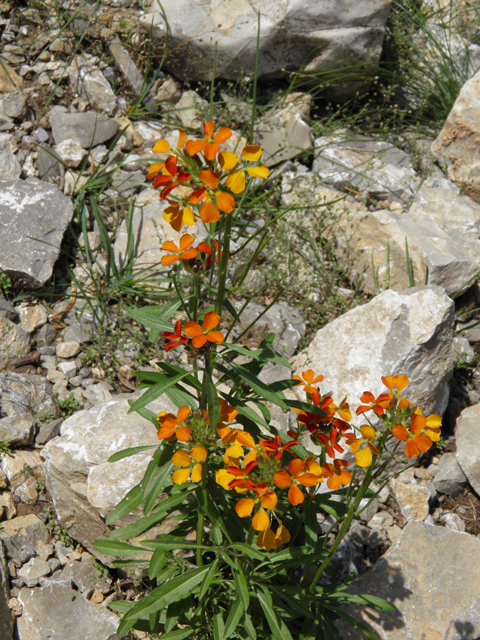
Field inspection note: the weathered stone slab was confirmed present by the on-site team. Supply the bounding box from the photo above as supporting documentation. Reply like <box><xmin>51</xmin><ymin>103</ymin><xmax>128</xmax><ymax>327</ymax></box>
<box><xmin>49</xmin><ymin>106</ymin><xmax>120</xmax><ymax>148</ymax></box>
<box><xmin>456</xmin><ymin>403</ymin><xmax>480</xmax><ymax>495</ymax></box>
<box><xmin>0</xmin><ymin>179</ymin><xmax>74</xmax><ymax>289</ymax></box>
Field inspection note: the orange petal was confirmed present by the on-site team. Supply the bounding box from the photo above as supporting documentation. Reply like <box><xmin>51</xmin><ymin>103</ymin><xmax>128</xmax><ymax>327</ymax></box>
<box><xmin>200</xmin><ymin>199</ymin><xmax>220</xmax><ymax>223</ymax></box>
<box><xmin>241</xmin><ymin>145</ymin><xmax>262</xmax><ymax>161</ymax></box>
<box><xmin>289</xmin><ymin>458</ymin><xmax>304</xmax><ymax>479</ymax></box>
<box><xmin>216</xmin><ymin>469</ymin><xmax>236</xmax><ymax>490</ymax></box>
<box><xmin>237</xmin><ymin>432</ymin><xmax>256</xmax><ymax>449</ymax></box>
<box><xmin>260</xmin><ymin>492</ymin><xmax>278</xmax><ymax>510</ymax></box>
<box><xmin>297</xmin><ymin>473</ymin><xmax>319</xmax><ymax>487</ymax></box>
<box><xmin>200</xmin><ymin>168</ymin><xmax>220</xmax><ymax>190</ymax></box>
<box><xmin>348</xmin><ymin>438</ymin><xmax>362</xmax><ymax>453</ymax></box>
<box><xmin>164</xmin><ymin>155</ymin><xmax>177</xmax><ymax>176</ymax></box>
<box><xmin>257</xmin><ymin>528</ymin><xmax>275</xmax><ymax>551</ymax></box>
<box><xmin>157</xmin><ymin>426</ymin><xmax>175</xmax><ymax>440</ymax></box>
<box><xmin>204</xmin><ymin>143</ymin><xmax>220</xmax><ymax>162</ymax></box>
<box><xmin>190</xmin><ymin>187</ymin><xmax>208</xmax><ymax>204</ymax></box>
<box><xmin>182</xmin><ymin>205</ymin><xmax>197</xmax><ymax>226</ymax></box>
<box><xmin>152</xmin><ymin>139</ymin><xmax>171</xmax><ymax>153</ymax></box>
<box><xmin>274</xmin><ymin>470</ymin><xmax>292</xmax><ymax>488</ymax></box>
<box><xmin>218</xmin><ymin>151</ymin><xmax>239</xmax><ymax>170</ymax></box>
<box><xmin>191</xmin><ymin>463</ymin><xmax>202</xmax><ymax>483</ymax></box>
<box><xmin>161</xmin><ymin>241</ymin><xmax>179</xmax><ymax>253</ymax></box>
<box><xmin>288</xmin><ymin>485</ymin><xmax>304</xmax><ymax>506</ymax></box>
<box><xmin>192</xmin><ymin>334</ymin><xmax>208</xmax><ymax>349</ymax></box>
<box><xmin>207</xmin><ymin>331</ymin><xmax>224</xmax><ymax>344</ymax></box>
<box><xmin>179</xmin><ymin>234</ymin><xmax>195</xmax><ymax>251</ymax></box>
<box><xmin>360</xmin><ymin>425</ymin><xmax>376</xmax><ymax>440</ymax></box>
<box><xmin>213</xmin><ymin>126</ymin><xmax>232</xmax><ymax>144</ymax></box>
<box><xmin>426</xmin><ymin>414</ymin><xmax>442</xmax><ymax>428</ymax></box>
<box><xmin>176</xmin><ymin>426</ymin><xmax>191</xmax><ymax>442</ymax></box>
<box><xmin>392</xmin><ymin>424</ymin><xmax>408</xmax><ymax>441</ymax></box>
<box><xmin>146</xmin><ymin>162</ymin><xmax>165</xmax><ymax>180</ymax></box>
<box><xmin>203</xmin><ymin>120</ymin><xmax>214</xmax><ymax>139</ymax></box>
<box><xmin>355</xmin><ymin>447</ymin><xmax>373</xmax><ymax>468</ymax></box>
<box><xmin>247</xmin><ymin>166</ymin><xmax>270</xmax><ymax>179</ymax></box>
<box><xmin>190</xmin><ymin>445</ymin><xmax>207</xmax><ymax>463</ymax></box>
<box><xmin>184</xmin><ymin>321</ymin><xmax>203</xmax><ymax>337</ymax></box>
<box><xmin>274</xmin><ymin>522</ymin><xmax>291</xmax><ymax>548</ymax></box>
<box><xmin>177</xmin><ymin>128</ymin><xmax>187</xmax><ymax>149</ymax></box>
<box><xmin>404</xmin><ymin>439</ymin><xmax>420</xmax><ymax>458</ymax></box>
<box><xmin>203</xmin><ymin>311</ymin><xmax>220</xmax><ymax>330</ymax></box>
<box><xmin>161</xmin><ymin>255</ymin><xmax>179</xmax><ymax>266</ymax></box>
<box><xmin>172</xmin><ymin>450</ymin><xmax>191</xmax><ymax>467</ymax></box>
<box><xmin>236</xmin><ymin>498</ymin><xmax>255</xmax><ymax>518</ymax></box>
<box><xmin>172</xmin><ymin>468</ymin><xmax>190</xmax><ymax>485</ymax></box>
<box><xmin>243</xmin><ymin>449</ymin><xmax>258</xmax><ymax>468</ymax></box>
<box><xmin>181</xmin><ymin>248</ymin><xmax>198</xmax><ymax>260</ymax></box>
<box><xmin>186</xmin><ymin>139</ymin><xmax>207</xmax><ymax>156</ymax></box>
<box><xmin>252</xmin><ymin>507</ymin><xmax>270</xmax><ymax>531</ymax></box>
<box><xmin>410</xmin><ymin>414</ymin><xmax>426</xmax><ymax>435</ymax></box>
<box><xmin>413</xmin><ymin>434</ymin><xmax>433</xmax><ymax>453</ymax></box>
<box><xmin>225</xmin><ymin>171</ymin><xmax>245</xmax><ymax>194</ymax></box>
<box><xmin>216</xmin><ymin>191</ymin><xmax>235</xmax><ymax>213</ymax></box>
<box><xmin>177</xmin><ymin>406</ymin><xmax>191</xmax><ymax>423</ymax></box>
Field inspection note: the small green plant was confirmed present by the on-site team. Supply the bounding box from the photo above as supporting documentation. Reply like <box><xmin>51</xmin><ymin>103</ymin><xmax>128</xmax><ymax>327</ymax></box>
<box><xmin>35</xmin><ymin>476</ymin><xmax>46</xmax><ymax>493</ymax></box>
<box><xmin>39</xmin><ymin>409</ymin><xmax>56</xmax><ymax>424</ymax></box>
<box><xmin>0</xmin><ymin>270</ymin><xmax>12</xmax><ymax>297</ymax></box>
<box><xmin>55</xmin><ymin>394</ymin><xmax>82</xmax><ymax>419</ymax></box>
<box><xmin>43</xmin><ymin>506</ymin><xmax>78</xmax><ymax>549</ymax></box>
<box><xmin>93</xmin><ymin>557</ymin><xmax>110</xmax><ymax>579</ymax></box>
<box><xmin>0</xmin><ymin>441</ymin><xmax>11</xmax><ymax>456</ymax></box>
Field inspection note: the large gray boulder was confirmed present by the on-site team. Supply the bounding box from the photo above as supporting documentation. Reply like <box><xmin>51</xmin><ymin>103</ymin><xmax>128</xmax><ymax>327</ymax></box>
<box><xmin>335</xmin><ymin>521</ymin><xmax>480</xmax><ymax>639</ymax></box>
<box><xmin>456</xmin><ymin>403</ymin><xmax>480</xmax><ymax>495</ymax></box>
<box><xmin>41</xmin><ymin>394</ymin><xmax>176</xmax><ymax>550</ymax></box>
<box><xmin>49</xmin><ymin>106</ymin><xmax>120</xmax><ymax>149</ymax></box>
<box><xmin>291</xmin><ymin>286</ymin><xmax>455</xmax><ymax>419</ymax></box>
<box><xmin>139</xmin><ymin>1</ymin><xmax>391</xmax><ymax>101</ymax></box>
<box><xmin>0</xmin><ymin>179</ymin><xmax>74</xmax><ymax>289</ymax></box>
<box><xmin>16</xmin><ymin>584</ymin><xmax>121</xmax><ymax>640</ymax></box>
<box><xmin>432</xmin><ymin>69</ymin><xmax>480</xmax><ymax>200</ymax></box>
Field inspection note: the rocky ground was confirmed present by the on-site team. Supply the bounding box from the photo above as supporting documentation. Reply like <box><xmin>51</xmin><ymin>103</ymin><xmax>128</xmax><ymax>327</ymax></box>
<box><xmin>1</xmin><ymin>0</ymin><xmax>480</xmax><ymax>638</ymax></box>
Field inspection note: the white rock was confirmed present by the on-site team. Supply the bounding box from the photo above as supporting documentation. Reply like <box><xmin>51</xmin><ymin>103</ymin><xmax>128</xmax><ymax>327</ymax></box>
<box><xmin>82</xmin><ymin>383</ymin><xmax>112</xmax><ymax>405</ymax></box>
<box><xmin>68</xmin><ymin>55</ymin><xmax>118</xmax><ymax>115</ymax></box>
<box><xmin>18</xmin><ymin>305</ymin><xmax>47</xmax><ymax>333</ymax></box>
<box><xmin>175</xmin><ymin>90</ymin><xmax>207</xmax><ymax>129</ymax></box>
<box><xmin>55</xmin><ymin>139</ymin><xmax>87</xmax><ymax>168</ymax></box>
<box><xmin>18</xmin><ymin>557</ymin><xmax>50</xmax><ymax>588</ymax></box>
<box><xmin>292</xmin><ymin>286</ymin><xmax>455</xmax><ymax>422</ymax></box>
<box><xmin>56</xmin><ymin>342</ymin><xmax>81</xmax><ymax>358</ymax></box>
<box><xmin>0</xmin><ymin>135</ymin><xmax>21</xmax><ymax>180</ymax></box>
<box><xmin>456</xmin><ymin>403</ymin><xmax>480</xmax><ymax>495</ymax></box>
<box><xmin>57</xmin><ymin>361</ymin><xmax>77</xmax><ymax>379</ymax></box>
<box><xmin>140</xmin><ymin>2</ymin><xmax>391</xmax><ymax>101</ymax></box>
<box><xmin>255</xmin><ymin>105</ymin><xmax>313</xmax><ymax>167</ymax></box>
<box><xmin>441</xmin><ymin>512</ymin><xmax>466</xmax><ymax>533</ymax></box>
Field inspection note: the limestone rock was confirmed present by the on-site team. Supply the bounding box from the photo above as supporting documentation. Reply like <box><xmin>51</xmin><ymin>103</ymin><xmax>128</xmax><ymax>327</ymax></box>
<box><xmin>1</xmin><ymin>449</ymin><xmax>43</xmax><ymax>491</ymax></box>
<box><xmin>68</xmin><ymin>55</ymin><xmax>118</xmax><ymax>115</ymax></box>
<box><xmin>254</xmin><ymin>105</ymin><xmax>313</xmax><ymax>167</ymax></box>
<box><xmin>49</xmin><ymin>106</ymin><xmax>120</xmax><ymax>149</ymax></box>
<box><xmin>0</xmin><ymin>415</ymin><xmax>34</xmax><ymax>446</ymax></box>
<box><xmin>0</xmin><ymin>372</ymin><xmax>55</xmax><ymax>420</ymax></box>
<box><xmin>175</xmin><ymin>90</ymin><xmax>207</xmax><ymax>129</ymax></box>
<box><xmin>389</xmin><ymin>469</ymin><xmax>431</xmax><ymax>522</ymax></box>
<box><xmin>18</xmin><ymin>305</ymin><xmax>47</xmax><ymax>334</ymax></box>
<box><xmin>41</xmin><ymin>394</ymin><xmax>176</xmax><ymax>550</ymax></box>
<box><xmin>55</xmin><ymin>139</ymin><xmax>87</xmax><ymax>168</ymax></box>
<box><xmin>56</xmin><ymin>342</ymin><xmax>81</xmax><ymax>358</ymax></box>
<box><xmin>313</xmin><ymin>133</ymin><xmax>417</xmax><ymax>203</ymax></box>
<box><xmin>0</xmin><ymin>90</ymin><xmax>27</xmax><ymax>120</ymax></box>
<box><xmin>16</xmin><ymin>584</ymin><xmax>120</xmax><ymax>640</ymax></box>
<box><xmin>139</xmin><ymin>2</ymin><xmax>391</xmax><ymax>102</ymax></box>
<box><xmin>61</xmin><ymin>560</ymin><xmax>111</xmax><ymax>595</ymax></box>
<box><xmin>0</xmin><ymin>541</ymin><xmax>12</xmax><ymax>640</ymax></box>
<box><xmin>0</xmin><ymin>135</ymin><xmax>21</xmax><ymax>180</ymax></box>
<box><xmin>82</xmin><ymin>382</ymin><xmax>112</xmax><ymax>405</ymax></box>
<box><xmin>0</xmin><ymin>515</ymin><xmax>50</xmax><ymax>567</ymax></box>
<box><xmin>456</xmin><ymin>403</ymin><xmax>480</xmax><ymax>495</ymax></box>
<box><xmin>0</xmin><ymin>319</ymin><xmax>31</xmax><ymax>372</ymax></box>
<box><xmin>433</xmin><ymin>452</ymin><xmax>467</xmax><ymax>497</ymax></box>
<box><xmin>441</xmin><ymin>512</ymin><xmax>466</xmax><ymax>533</ymax></box>
<box><xmin>335</xmin><ymin>521</ymin><xmax>480</xmax><ymax>639</ymax></box>
<box><xmin>0</xmin><ymin>179</ymin><xmax>75</xmax><ymax>289</ymax></box>
<box><xmin>0</xmin><ymin>60</ymin><xmax>22</xmax><ymax>93</ymax></box>
<box><xmin>18</xmin><ymin>557</ymin><xmax>50</xmax><ymax>588</ymax></box>
<box><xmin>292</xmin><ymin>286</ymin><xmax>455</xmax><ymax>420</ymax></box>
<box><xmin>432</xmin><ymin>69</ymin><xmax>480</xmax><ymax>199</ymax></box>
<box><xmin>109</xmin><ymin>40</ymin><xmax>153</xmax><ymax>101</ymax></box>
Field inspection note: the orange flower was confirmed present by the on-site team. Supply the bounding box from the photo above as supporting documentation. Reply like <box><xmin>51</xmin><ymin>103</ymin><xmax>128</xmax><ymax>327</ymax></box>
<box><xmin>274</xmin><ymin>457</ymin><xmax>323</xmax><ymax>505</ymax></box>
<box><xmin>292</xmin><ymin>369</ymin><xmax>324</xmax><ymax>395</ymax></box>
<box><xmin>346</xmin><ymin>425</ymin><xmax>380</xmax><ymax>467</ymax></box>
<box><xmin>259</xmin><ymin>435</ymin><xmax>297</xmax><ymax>459</ymax></box>
<box><xmin>315</xmin><ymin>422</ymin><xmax>354</xmax><ymax>459</ymax></box>
<box><xmin>163</xmin><ymin>320</ymin><xmax>188</xmax><ymax>352</ymax></box>
<box><xmin>322</xmin><ymin>460</ymin><xmax>352</xmax><ymax>490</ymax></box>
<box><xmin>160</xmin><ymin>234</ymin><xmax>198</xmax><ymax>266</ymax></box>
<box><xmin>235</xmin><ymin>491</ymin><xmax>278</xmax><ymax>531</ymax></box>
<box><xmin>147</xmin><ymin>129</ymin><xmax>188</xmax><ymax>181</ymax></box>
<box><xmin>151</xmin><ymin>155</ymin><xmax>191</xmax><ymax>200</ymax></box>
<box><xmin>163</xmin><ymin>200</ymin><xmax>197</xmax><ymax>232</ymax></box>
<box><xmin>356</xmin><ymin>391</ymin><xmax>392</xmax><ymax>416</ymax></box>
<box><xmin>257</xmin><ymin>521</ymin><xmax>291</xmax><ymax>551</ymax></box>
<box><xmin>392</xmin><ymin>412</ymin><xmax>441</xmax><ymax>458</ymax></box>
<box><xmin>186</xmin><ymin>120</ymin><xmax>232</xmax><ymax>161</ymax></box>
<box><xmin>218</xmin><ymin>149</ymin><xmax>270</xmax><ymax>193</ymax></box>
<box><xmin>184</xmin><ymin>312</ymin><xmax>224</xmax><ymax>349</ymax></box>
<box><xmin>382</xmin><ymin>375</ymin><xmax>409</xmax><ymax>394</ymax></box>
<box><xmin>157</xmin><ymin>406</ymin><xmax>191</xmax><ymax>441</ymax></box>
<box><xmin>189</xmin><ymin>168</ymin><xmax>236</xmax><ymax>224</ymax></box>
<box><xmin>171</xmin><ymin>446</ymin><xmax>207</xmax><ymax>484</ymax></box>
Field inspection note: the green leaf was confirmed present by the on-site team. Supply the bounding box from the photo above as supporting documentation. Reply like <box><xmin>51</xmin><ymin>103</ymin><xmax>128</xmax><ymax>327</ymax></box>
<box><xmin>257</xmin><ymin>587</ymin><xmax>294</xmax><ymax>640</ymax></box>
<box><xmin>224</xmin><ymin>600</ymin><xmax>244</xmax><ymax>638</ymax></box>
<box><xmin>221</xmin><ymin>393</ymin><xmax>271</xmax><ymax>430</ymax></box>
<box><xmin>322</xmin><ymin>605</ymin><xmax>379</xmax><ymax>640</ymax></box>
<box><xmin>112</xmin><ymin>558</ymin><xmax>149</xmax><ymax>569</ymax></box>
<box><xmin>198</xmin><ymin>557</ymin><xmax>219</xmax><ymax>600</ymax></box>
<box><xmin>270</xmin><ymin>587</ymin><xmax>314</xmax><ymax>620</ymax></box>
<box><xmin>128</xmin><ymin>373</ymin><xmax>190</xmax><ymax>414</ymax></box>
<box><xmin>234</xmin><ymin>564</ymin><xmax>250</xmax><ymax>610</ymax></box>
<box><xmin>299</xmin><ymin>616</ymin><xmax>319</xmax><ymax>640</ymax></box>
<box><xmin>106</xmin><ymin>483</ymin><xmax>144</xmax><ymax>525</ymax></box>
<box><xmin>143</xmin><ymin>444</ymin><xmax>176</xmax><ymax>514</ymax></box>
<box><xmin>108</xmin><ymin>445</ymin><xmax>158</xmax><ymax>463</ymax></box>
<box><xmin>142</xmin><ymin>536</ymin><xmax>210</xmax><ymax>551</ymax></box>
<box><xmin>164</xmin><ymin>598</ymin><xmax>184</xmax><ymax>634</ymax></box>
<box><xmin>155</xmin><ymin>628</ymin><xmax>194</xmax><ymax>640</ymax></box>
<box><xmin>93</xmin><ymin>538</ymin><xmax>150</xmax><ymax>557</ymax></box>
<box><xmin>126</xmin><ymin>300</ymin><xmax>182</xmax><ymax>341</ymax></box>
<box><xmin>226</xmin><ymin>362</ymin><xmax>289</xmax><ymax>410</ymax></box>
<box><xmin>304</xmin><ymin>499</ymin><xmax>318</xmax><ymax>550</ymax></box>
<box><xmin>242</xmin><ymin>611</ymin><xmax>257</xmax><ymax>640</ymax></box>
<box><xmin>149</xmin><ymin>548</ymin><xmax>167</xmax><ymax>581</ymax></box>
<box><xmin>107</xmin><ymin>493</ymin><xmax>187</xmax><ymax>540</ymax></box>
<box><xmin>213</xmin><ymin>607</ymin><xmax>225</xmax><ymax>640</ymax></box>
<box><xmin>118</xmin><ymin>566</ymin><xmax>211</xmax><ymax>635</ymax></box>
<box><xmin>205</xmin><ymin>365</ymin><xmax>220</xmax><ymax>435</ymax></box>
<box><xmin>166</xmin><ymin>386</ymin><xmax>198</xmax><ymax>410</ymax></box>
<box><xmin>156</xmin><ymin>362</ymin><xmax>202</xmax><ymax>391</ymax></box>
<box><xmin>284</xmin><ymin>399</ymin><xmax>326</xmax><ymax>417</ymax></box>
<box><xmin>229</xmin><ymin>543</ymin><xmax>264</xmax><ymax>561</ymax></box>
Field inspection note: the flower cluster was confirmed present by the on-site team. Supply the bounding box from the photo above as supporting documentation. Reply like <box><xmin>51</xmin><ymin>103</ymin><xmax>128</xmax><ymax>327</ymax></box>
<box><xmin>163</xmin><ymin>312</ymin><xmax>224</xmax><ymax>353</ymax></box>
<box><xmin>147</xmin><ymin>120</ymin><xmax>269</xmax><ymax>232</ymax></box>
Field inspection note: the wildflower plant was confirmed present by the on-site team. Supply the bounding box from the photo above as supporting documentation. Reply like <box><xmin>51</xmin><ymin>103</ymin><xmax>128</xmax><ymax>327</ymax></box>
<box><xmin>94</xmin><ymin>121</ymin><xmax>442</xmax><ymax>639</ymax></box>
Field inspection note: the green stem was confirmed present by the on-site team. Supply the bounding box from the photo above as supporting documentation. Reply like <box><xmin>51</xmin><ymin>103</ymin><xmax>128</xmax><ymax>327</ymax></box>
<box><xmin>197</xmin><ymin>463</ymin><xmax>207</xmax><ymax>567</ymax></box>
<box><xmin>215</xmin><ymin>213</ymin><xmax>232</xmax><ymax>316</ymax></box>
<box><xmin>189</xmin><ymin>274</ymin><xmax>199</xmax><ymax>323</ymax></box>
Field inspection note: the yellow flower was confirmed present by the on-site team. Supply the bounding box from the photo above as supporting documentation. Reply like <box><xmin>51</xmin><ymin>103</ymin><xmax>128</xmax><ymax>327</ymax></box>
<box><xmin>171</xmin><ymin>446</ymin><xmax>207</xmax><ymax>485</ymax></box>
<box><xmin>346</xmin><ymin>425</ymin><xmax>380</xmax><ymax>467</ymax></box>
